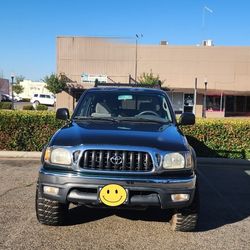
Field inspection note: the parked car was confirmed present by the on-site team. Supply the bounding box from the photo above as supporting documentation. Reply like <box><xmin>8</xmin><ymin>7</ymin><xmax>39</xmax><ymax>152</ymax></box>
<box><xmin>31</xmin><ymin>93</ymin><xmax>55</xmax><ymax>106</ymax></box>
<box><xmin>1</xmin><ymin>94</ymin><xmax>12</xmax><ymax>102</ymax></box>
<box><xmin>36</xmin><ymin>87</ymin><xmax>198</xmax><ymax>231</ymax></box>
<box><xmin>13</xmin><ymin>95</ymin><xmax>22</xmax><ymax>102</ymax></box>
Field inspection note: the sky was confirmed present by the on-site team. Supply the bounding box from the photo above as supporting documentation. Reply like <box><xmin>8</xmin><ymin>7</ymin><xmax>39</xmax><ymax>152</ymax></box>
<box><xmin>1</xmin><ymin>0</ymin><xmax>250</xmax><ymax>81</ymax></box>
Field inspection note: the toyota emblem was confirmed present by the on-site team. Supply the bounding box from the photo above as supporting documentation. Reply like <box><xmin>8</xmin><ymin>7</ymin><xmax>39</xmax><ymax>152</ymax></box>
<box><xmin>110</xmin><ymin>155</ymin><xmax>123</xmax><ymax>165</ymax></box>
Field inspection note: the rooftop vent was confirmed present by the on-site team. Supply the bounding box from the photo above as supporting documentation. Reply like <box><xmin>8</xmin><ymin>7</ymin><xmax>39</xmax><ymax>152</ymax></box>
<box><xmin>160</xmin><ymin>41</ymin><xmax>168</xmax><ymax>45</ymax></box>
<box><xmin>202</xmin><ymin>39</ymin><xmax>214</xmax><ymax>46</ymax></box>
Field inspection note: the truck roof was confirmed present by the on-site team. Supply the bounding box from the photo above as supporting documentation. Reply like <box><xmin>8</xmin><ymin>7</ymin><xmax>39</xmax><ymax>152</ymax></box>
<box><xmin>87</xmin><ymin>87</ymin><xmax>166</xmax><ymax>94</ymax></box>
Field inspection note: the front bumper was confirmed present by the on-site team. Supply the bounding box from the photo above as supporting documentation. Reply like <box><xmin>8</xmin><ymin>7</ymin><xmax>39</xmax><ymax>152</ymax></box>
<box><xmin>38</xmin><ymin>168</ymin><xmax>197</xmax><ymax>209</ymax></box>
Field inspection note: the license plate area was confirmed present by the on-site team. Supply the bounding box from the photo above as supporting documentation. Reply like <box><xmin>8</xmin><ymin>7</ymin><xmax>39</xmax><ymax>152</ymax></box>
<box><xmin>98</xmin><ymin>184</ymin><xmax>129</xmax><ymax>207</ymax></box>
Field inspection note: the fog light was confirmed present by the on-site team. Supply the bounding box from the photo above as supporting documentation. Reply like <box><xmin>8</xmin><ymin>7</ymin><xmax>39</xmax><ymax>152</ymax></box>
<box><xmin>43</xmin><ymin>186</ymin><xmax>59</xmax><ymax>195</ymax></box>
<box><xmin>171</xmin><ymin>194</ymin><xmax>190</xmax><ymax>202</ymax></box>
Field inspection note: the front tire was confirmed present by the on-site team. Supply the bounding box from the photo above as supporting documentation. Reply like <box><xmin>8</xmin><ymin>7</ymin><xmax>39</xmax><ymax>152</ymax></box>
<box><xmin>36</xmin><ymin>185</ymin><xmax>69</xmax><ymax>226</ymax></box>
<box><xmin>170</xmin><ymin>187</ymin><xmax>199</xmax><ymax>232</ymax></box>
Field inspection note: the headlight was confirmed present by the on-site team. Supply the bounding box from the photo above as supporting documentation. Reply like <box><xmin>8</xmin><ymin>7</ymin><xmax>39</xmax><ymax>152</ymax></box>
<box><xmin>44</xmin><ymin>147</ymin><xmax>72</xmax><ymax>166</ymax></box>
<box><xmin>163</xmin><ymin>152</ymin><xmax>192</xmax><ymax>169</ymax></box>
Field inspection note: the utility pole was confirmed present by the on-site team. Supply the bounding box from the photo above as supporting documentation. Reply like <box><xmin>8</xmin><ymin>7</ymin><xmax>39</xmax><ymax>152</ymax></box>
<box><xmin>11</xmin><ymin>74</ymin><xmax>15</xmax><ymax>109</ymax></box>
<box><xmin>135</xmin><ymin>34</ymin><xmax>143</xmax><ymax>83</ymax></box>
<box><xmin>202</xmin><ymin>81</ymin><xmax>208</xmax><ymax>118</ymax></box>
<box><xmin>193</xmin><ymin>78</ymin><xmax>197</xmax><ymax>115</ymax></box>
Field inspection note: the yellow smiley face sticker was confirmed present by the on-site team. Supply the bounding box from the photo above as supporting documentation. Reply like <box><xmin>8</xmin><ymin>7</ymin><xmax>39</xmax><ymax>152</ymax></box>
<box><xmin>99</xmin><ymin>184</ymin><xmax>127</xmax><ymax>207</ymax></box>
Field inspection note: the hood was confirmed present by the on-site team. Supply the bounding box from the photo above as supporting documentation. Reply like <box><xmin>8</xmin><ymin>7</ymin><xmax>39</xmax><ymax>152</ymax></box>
<box><xmin>50</xmin><ymin>120</ymin><xmax>188</xmax><ymax>152</ymax></box>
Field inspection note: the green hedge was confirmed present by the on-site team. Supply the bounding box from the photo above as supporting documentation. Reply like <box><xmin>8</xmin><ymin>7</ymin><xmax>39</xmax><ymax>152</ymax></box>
<box><xmin>23</xmin><ymin>105</ymin><xmax>34</xmax><ymax>110</ymax></box>
<box><xmin>0</xmin><ymin>102</ymin><xmax>12</xmax><ymax>110</ymax></box>
<box><xmin>36</xmin><ymin>104</ymin><xmax>48</xmax><ymax>111</ymax></box>
<box><xmin>0</xmin><ymin>110</ymin><xmax>249</xmax><ymax>159</ymax></box>
<box><xmin>0</xmin><ymin>110</ymin><xmax>63</xmax><ymax>151</ymax></box>
<box><xmin>181</xmin><ymin>119</ymin><xmax>250</xmax><ymax>159</ymax></box>
<box><xmin>22</xmin><ymin>98</ymin><xmax>31</xmax><ymax>102</ymax></box>
<box><xmin>22</xmin><ymin>104</ymin><xmax>48</xmax><ymax>111</ymax></box>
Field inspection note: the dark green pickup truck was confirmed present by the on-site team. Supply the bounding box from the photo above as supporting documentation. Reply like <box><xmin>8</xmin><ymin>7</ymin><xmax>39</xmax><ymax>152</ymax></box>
<box><xmin>36</xmin><ymin>87</ymin><xmax>199</xmax><ymax>231</ymax></box>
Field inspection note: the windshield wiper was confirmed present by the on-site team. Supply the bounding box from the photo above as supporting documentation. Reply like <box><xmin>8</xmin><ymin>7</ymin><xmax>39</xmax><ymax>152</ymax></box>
<box><xmin>118</xmin><ymin>117</ymin><xmax>170</xmax><ymax>124</ymax></box>
<box><xmin>74</xmin><ymin>116</ymin><xmax>170</xmax><ymax>124</ymax></box>
<box><xmin>73</xmin><ymin>116</ymin><xmax>118</xmax><ymax>122</ymax></box>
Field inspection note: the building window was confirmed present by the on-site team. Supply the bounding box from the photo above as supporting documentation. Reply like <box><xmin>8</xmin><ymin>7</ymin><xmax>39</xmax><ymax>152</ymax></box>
<box><xmin>247</xmin><ymin>97</ymin><xmax>250</xmax><ymax>112</ymax></box>
<box><xmin>184</xmin><ymin>94</ymin><xmax>194</xmax><ymax>112</ymax></box>
<box><xmin>236</xmin><ymin>96</ymin><xmax>246</xmax><ymax>112</ymax></box>
<box><xmin>225</xmin><ymin>95</ymin><xmax>250</xmax><ymax>115</ymax></box>
<box><xmin>225</xmin><ymin>96</ymin><xmax>234</xmax><ymax>112</ymax></box>
<box><xmin>206</xmin><ymin>95</ymin><xmax>223</xmax><ymax>111</ymax></box>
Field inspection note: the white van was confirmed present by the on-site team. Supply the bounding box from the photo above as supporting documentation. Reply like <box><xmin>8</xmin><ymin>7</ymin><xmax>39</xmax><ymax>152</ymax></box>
<box><xmin>31</xmin><ymin>94</ymin><xmax>55</xmax><ymax>106</ymax></box>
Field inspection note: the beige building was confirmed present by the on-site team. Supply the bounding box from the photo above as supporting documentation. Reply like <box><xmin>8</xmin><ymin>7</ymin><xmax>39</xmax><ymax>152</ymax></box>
<box><xmin>56</xmin><ymin>36</ymin><xmax>250</xmax><ymax>117</ymax></box>
<box><xmin>19</xmin><ymin>80</ymin><xmax>53</xmax><ymax>99</ymax></box>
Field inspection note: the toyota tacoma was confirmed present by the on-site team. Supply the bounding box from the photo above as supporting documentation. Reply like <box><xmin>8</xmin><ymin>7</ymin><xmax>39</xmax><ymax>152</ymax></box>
<box><xmin>36</xmin><ymin>87</ymin><xmax>199</xmax><ymax>231</ymax></box>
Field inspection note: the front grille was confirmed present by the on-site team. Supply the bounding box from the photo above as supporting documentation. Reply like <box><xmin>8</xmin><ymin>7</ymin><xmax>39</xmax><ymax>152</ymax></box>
<box><xmin>79</xmin><ymin>150</ymin><xmax>153</xmax><ymax>172</ymax></box>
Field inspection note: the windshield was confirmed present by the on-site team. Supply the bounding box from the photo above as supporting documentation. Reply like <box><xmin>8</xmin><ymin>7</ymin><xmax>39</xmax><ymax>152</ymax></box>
<box><xmin>73</xmin><ymin>91</ymin><xmax>173</xmax><ymax>123</ymax></box>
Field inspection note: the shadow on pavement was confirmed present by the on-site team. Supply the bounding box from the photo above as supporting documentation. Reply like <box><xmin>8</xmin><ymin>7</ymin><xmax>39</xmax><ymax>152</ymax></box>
<box><xmin>186</xmin><ymin>135</ymin><xmax>249</xmax><ymax>159</ymax></box>
<box><xmin>67</xmin><ymin>206</ymin><xmax>114</xmax><ymax>225</ymax></box>
<box><xmin>67</xmin><ymin>162</ymin><xmax>250</xmax><ymax>231</ymax></box>
<box><xmin>197</xmin><ymin>163</ymin><xmax>250</xmax><ymax>231</ymax></box>
<box><xmin>67</xmin><ymin>205</ymin><xmax>171</xmax><ymax>226</ymax></box>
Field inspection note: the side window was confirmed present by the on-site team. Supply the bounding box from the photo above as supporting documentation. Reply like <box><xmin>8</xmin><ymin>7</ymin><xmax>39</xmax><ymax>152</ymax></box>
<box><xmin>40</xmin><ymin>94</ymin><xmax>46</xmax><ymax>98</ymax></box>
<box><xmin>45</xmin><ymin>95</ymin><xmax>51</xmax><ymax>98</ymax></box>
<box><xmin>34</xmin><ymin>94</ymin><xmax>38</xmax><ymax>97</ymax></box>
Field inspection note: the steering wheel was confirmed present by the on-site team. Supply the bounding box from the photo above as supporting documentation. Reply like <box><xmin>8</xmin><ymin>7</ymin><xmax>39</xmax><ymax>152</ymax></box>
<box><xmin>137</xmin><ymin>110</ymin><xmax>160</xmax><ymax>117</ymax></box>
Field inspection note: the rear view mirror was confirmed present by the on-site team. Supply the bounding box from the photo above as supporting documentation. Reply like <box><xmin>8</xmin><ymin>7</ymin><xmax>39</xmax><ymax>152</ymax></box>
<box><xmin>178</xmin><ymin>113</ymin><xmax>195</xmax><ymax>126</ymax></box>
<box><xmin>56</xmin><ymin>108</ymin><xmax>70</xmax><ymax>120</ymax></box>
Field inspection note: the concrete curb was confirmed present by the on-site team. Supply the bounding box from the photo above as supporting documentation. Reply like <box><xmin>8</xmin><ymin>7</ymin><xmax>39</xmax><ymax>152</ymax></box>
<box><xmin>0</xmin><ymin>151</ymin><xmax>41</xmax><ymax>158</ymax></box>
<box><xmin>0</xmin><ymin>151</ymin><xmax>249</xmax><ymax>166</ymax></box>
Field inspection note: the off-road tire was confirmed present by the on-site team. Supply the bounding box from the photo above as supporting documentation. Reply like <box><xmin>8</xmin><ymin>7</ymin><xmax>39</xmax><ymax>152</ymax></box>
<box><xmin>34</xmin><ymin>101</ymin><xmax>40</xmax><ymax>105</ymax></box>
<box><xmin>36</xmin><ymin>185</ymin><xmax>69</xmax><ymax>226</ymax></box>
<box><xmin>170</xmin><ymin>186</ymin><xmax>200</xmax><ymax>232</ymax></box>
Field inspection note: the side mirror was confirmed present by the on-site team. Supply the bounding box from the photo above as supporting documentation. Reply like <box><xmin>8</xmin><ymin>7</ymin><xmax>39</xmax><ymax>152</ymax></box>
<box><xmin>179</xmin><ymin>112</ymin><xmax>195</xmax><ymax>126</ymax></box>
<box><xmin>56</xmin><ymin>108</ymin><xmax>69</xmax><ymax>120</ymax></box>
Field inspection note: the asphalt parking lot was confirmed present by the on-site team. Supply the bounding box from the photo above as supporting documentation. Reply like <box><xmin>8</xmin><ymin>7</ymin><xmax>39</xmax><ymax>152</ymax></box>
<box><xmin>0</xmin><ymin>158</ymin><xmax>250</xmax><ymax>250</ymax></box>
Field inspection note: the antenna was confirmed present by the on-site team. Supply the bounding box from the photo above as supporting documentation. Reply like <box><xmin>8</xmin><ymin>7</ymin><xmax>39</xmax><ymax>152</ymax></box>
<box><xmin>202</xmin><ymin>6</ymin><xmax>214</xmax><ymax>29</ymax></box>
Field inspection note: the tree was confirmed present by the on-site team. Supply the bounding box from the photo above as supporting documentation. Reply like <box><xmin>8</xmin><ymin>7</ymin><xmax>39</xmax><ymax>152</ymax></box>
<box><xmin>12</xmin><ymin>75</ymin><xmax>25</xmax><ymax>95</ymax></box>
<box><xmin>12</xmin><ymin>84</ymin><xmax>24</xmax><ymax>95</ymax></box>
<box><xmin>43</xmin><ymin>73</ymin><xmax>66</xmax><ymax>94</ymax></box>
<box><xmin>138</xmin><ymin>71</ymin><xmax>163</xmax><ymax>86</ymax></box>
<box><xmin>15</xmin><ymin>75</ymin><xmax>25</xmax><ymax>84</ymax></box>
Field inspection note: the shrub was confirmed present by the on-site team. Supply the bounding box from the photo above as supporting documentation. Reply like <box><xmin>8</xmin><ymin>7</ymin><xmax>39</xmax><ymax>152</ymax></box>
<box><xmin>0</xmin><ymin>111</ymin><xmax>249</xmax><ymax>159</ymax></box>
<box><xmin>0</xmin><ymin>102</ymin><xmax>13</xmax><ymax>110</ymax></box>
<box><xmin>0</xmin><ymin>110</ymin><xmax>64</xmax><ymax>151</ymax></box>
<box><xmin>23</xmin><ymin>105</ymin><xmax>34</xmax><ymax>110</ymax></box>
<box><xmin>181</xmin><ymin>118</ymin><xmax>250</xmax><ymax>159</ymax></box>
<box><xmin>22</xmin><ymin>98</ymin><xmax>31</xmax><ymax>102</ymax></box>
<box><xmin>36</xmin><ymin>104</ymin><xmax>48</xmax><ymax>111</ymax></box>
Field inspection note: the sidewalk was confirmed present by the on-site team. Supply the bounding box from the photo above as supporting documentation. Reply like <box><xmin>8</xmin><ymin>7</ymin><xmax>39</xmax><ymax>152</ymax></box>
<box><xmin>0</xmin><ymin>150</ymin><xmax>249</xmax><ymax>166</ymax></box>
<box><xmin>0</xmin><ymin>151</ymin><xmax>41</xmax><ymax>158</ymax></box>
